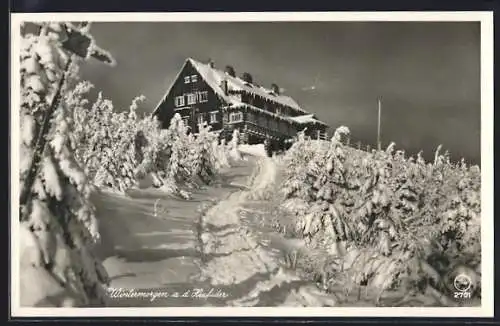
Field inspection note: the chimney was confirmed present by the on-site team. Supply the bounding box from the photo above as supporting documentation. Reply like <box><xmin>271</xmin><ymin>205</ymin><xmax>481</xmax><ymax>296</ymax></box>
<box><xmin>208</xmin><ymin>59</ymin><xmax>215</xmax><ymax>68</ymax></box>
<box><xmin>225</xmin><ymin>65</ymin><xmax>236</xmax><ymax>77</ymax></box>
<box><xmin>221</xmin><ymin>79</ymin><xmax>228</xmax><ymax>95</ymax></box>
<box><xmin>241</xmin><ymin>72</ymin><xmax>253</xmax><ymax>84</ymax></box>
<box><xmin>271</xmin><ymin>83</ymin><xmax>280</xmax><ymax>95</ymax></box>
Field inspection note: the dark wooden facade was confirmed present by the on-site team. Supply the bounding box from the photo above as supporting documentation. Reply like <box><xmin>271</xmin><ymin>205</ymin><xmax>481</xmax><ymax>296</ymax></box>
<box><xmin>153</xmin><ymin>60</ymin><xmax>225</xmax><ymax>133</ymax></box>
<box><xmin>153</xmin><ymin>58</ymin><xmax>329</xmax><ymax>143</ymax></box>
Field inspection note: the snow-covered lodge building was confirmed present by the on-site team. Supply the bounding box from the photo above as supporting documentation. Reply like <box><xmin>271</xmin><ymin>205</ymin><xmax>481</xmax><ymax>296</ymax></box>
<box><xmin>152</xmin><ymin>58</ymin><xmax>329</xmax><ymax>143</ymax></box>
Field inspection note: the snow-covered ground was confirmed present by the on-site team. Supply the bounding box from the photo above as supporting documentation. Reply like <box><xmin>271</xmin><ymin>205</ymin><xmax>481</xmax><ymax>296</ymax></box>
<box><xmin>22</xmin><ymin>144</ymin><xmax>466</xmax><ymax>307</ymax></box>
<box><xmin>89</xmin><ymin>147</ymin><xmax>340</xmax><ymax>307</ymax></box>
<box><xmin>238</xmin><ymin>144</ymin><xmax>267</xmax><ymax>158</ymax></box>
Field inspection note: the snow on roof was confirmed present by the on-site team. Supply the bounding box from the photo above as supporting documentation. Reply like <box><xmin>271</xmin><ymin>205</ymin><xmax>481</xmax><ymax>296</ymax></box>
<box><xmin>289</xmin><ymin>114</ymin><xmax>328</xmax><ymax>126</ymax></box>
<box><xmin>153</xmin><ymin>58</ymin><xmax>328</xmax><ymax>127</ymax></box>
<box><xmin>187</xmin><ymin>58</ymin><xmax>308</xmax><ymax>114</ymax></box>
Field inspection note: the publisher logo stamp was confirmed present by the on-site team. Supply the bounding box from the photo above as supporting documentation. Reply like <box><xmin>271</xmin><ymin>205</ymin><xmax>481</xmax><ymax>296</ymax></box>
<box><xmin>453</xmin><ymin>273</ymin><xmax>472</xmax><ymax>299</ymax></box>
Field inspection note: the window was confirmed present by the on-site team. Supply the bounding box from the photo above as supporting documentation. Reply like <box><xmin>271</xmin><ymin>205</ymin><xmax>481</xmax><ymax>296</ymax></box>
<box><xmin>197</xmin><ymin>113</ymin><xmax>205</xmax><ymax>125</ymax></box>
<box><xmin>270</xmin><ymin>119</ymin><xmax>277</xmax><ymax>130</ymax></box>
<box><xmin>174</xmin><ymin>96</ymin><xmax>185</xmax><ymax>107</ymax></box>
<box><xmin>209</xmin><ymin>111</ymin><xmax>218</xmax><ymax>123</ymax></box>
<box><xmin>187</xmin><ymin>93</ymin><xmax>197</xmax><ymax>105</ymax></box>
<box><xmin>199</xmin><ymin>91</ymin><xmax>209</xmax><ymax>103</ymax></box>
<box><xmin>191</xmin><ymin>74</ymin><xmax>198</xmax><ymax>83</ymax></box>
<box><xmin>258</xmin><ymin>115</ymin><xmax>266</xmax><ymax>126</ymax></box>
<box><xmin>184</xmin><ymin>76</ymin><xmax>190</xmax><ymax>84</ymax></box>
<box><xmin>229</xmin><ymin>112</ymin><xmax>243</xmax><ymax>123</ymax></box>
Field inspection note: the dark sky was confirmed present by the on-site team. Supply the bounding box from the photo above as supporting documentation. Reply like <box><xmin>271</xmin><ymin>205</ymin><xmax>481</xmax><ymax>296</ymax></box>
<box><xmin>80</xmin><ymin>21</ymin><xmax>480</xmax><ymax>164</ymax></box>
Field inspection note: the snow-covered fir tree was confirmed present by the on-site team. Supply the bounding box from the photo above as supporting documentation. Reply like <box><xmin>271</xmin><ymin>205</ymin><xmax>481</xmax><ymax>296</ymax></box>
<box><xmin>165</xmin><ymin>113</ymin><xmax>193</xmax><ymax>186</ymax></box>
<box><xmin>19</xmin><ymin>22</ymin><xmax>112</xmax><ymax>307</ymax></box>
<box><xmin>278</xmin><ymin>124</ymin><xmax>482</xmax><ymax>302</ymax></box>
<box><xmin>191</xmin><ymin>121</ymin><xmax>220</xmax><ymax>184</ymax></box>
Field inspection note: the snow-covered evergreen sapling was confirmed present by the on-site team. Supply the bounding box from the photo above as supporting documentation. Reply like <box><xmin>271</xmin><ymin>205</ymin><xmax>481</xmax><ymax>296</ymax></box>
<box><xmin>165</xmin><ymin>113</ymin><xmax>192</xmax><ymax>186</ymax></box>
<box><xmin>213</xmin><ymin>137</ymin><xmax>231</xmax><ymax>170</ymax></box>
<box><xmin>191</xmin><ymin>121</ymin><xmax>218</xmax><ymax>184</ymax></box>
<box><xmin>229</xmin><ymin>128</ymin><xmax>242</xmax><ymax>161</ymax></box>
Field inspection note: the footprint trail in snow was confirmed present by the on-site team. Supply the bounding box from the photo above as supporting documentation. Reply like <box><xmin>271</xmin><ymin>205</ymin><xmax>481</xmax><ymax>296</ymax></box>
<box><xmin>196</xmin><ymin>157</ymin><xmax>337</xmax><ymax>307</ymax></box>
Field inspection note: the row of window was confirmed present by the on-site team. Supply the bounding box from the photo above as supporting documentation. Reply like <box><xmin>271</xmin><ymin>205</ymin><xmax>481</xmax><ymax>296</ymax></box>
<box><xmin>181</xmin><ymin>111</ymin><xmax>244</xmax><ymax>127</ymax></box>
<box><xmin>184</xmin><ymin>74</ymin><xmax>198</xmax><ymax>84</ymax></box>
<box><xmin>182</xmin><ymin>111</ymin><xmax>219</xmax><ymax>126</ymax></box>
<box><xmin>175</xmin><ymin>91</ymin><xmax>209</xmax><ymax>107</ymax></box>
<box><xmin>229</xmin><ymin>112</ymin><xmax>243</xmax><ymax>123</ymax></box>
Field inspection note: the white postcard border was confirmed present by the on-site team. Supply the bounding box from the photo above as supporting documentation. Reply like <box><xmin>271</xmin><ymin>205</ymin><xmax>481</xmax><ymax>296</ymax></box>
<box><xmin>9</xmin><ymin>11</ymin><xmax>494</xmax><ymax>318</ymax></box>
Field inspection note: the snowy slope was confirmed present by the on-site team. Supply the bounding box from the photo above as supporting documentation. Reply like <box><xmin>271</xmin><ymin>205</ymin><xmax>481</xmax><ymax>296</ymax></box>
<box><xmin>238</xmin><ymin>144</ymin><xmax>267</xmax><ymax>157</ymax></box>
<box><xmin>86</xmin><ymin>153</ymin><xmax>343</xmax><ymax>307</ymax></box>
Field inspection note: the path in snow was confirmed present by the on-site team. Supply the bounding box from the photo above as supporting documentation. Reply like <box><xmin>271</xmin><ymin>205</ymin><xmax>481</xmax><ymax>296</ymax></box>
<box><xmin>197</xmin><ymin>157</ymin><xmax>337</xmax><ymax>306</ymax></box>
<box><xmin>91</xmin><ymin>157</ymin><xmax>255</xmax><ymax>306</ymax></box>
<box><xmin>92</xmin><ymin>150</ymin><xmax>339</xmax><ymax>307</ymax></box>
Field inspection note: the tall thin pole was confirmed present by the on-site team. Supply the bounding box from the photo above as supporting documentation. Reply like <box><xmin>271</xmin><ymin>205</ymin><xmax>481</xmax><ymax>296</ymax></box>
<box><xmin>377</xmin><ymin>97</ymin><xmax>382</xmax><ymax>151</ymax></box>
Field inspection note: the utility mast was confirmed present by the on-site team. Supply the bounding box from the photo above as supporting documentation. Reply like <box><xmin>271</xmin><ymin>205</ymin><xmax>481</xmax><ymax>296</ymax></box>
<box><xmin>377</xmin><ymin>97</ymin><xmax>382</xmax><ymax>151</ymax></box>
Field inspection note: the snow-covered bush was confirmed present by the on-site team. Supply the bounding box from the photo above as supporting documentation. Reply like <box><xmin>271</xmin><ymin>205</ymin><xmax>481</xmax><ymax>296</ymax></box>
<box><xmin>229</xmin><ymin>128</ymin><xmax>242</xmax><ymax>161</ymax></box>
<box><xmin>213</xmin><ymin>137</ymin><xmax>231</xmax><ymax>170</ymax></box>
<box><xmin>74</xmin><ymin>92</ymin><xmax>143</xmax><ymax>192</ymax></box>
<box><xmin>74</xmin><ymin>102</ymin><xmax>231</xmax><ymax>195</ymax></box>
<box><xmin>281</xmin><ymin>129</ymin><xmax>325</xmax><ymax>201</ymax></box>
<box><xmin>164</xmin><ymin>114</ymin><xmax>191</xmax><ymax>186</ymax></box>
<box><xmin>333</xmin><ymin>125</ymin><xmax>350</xmax><ymax>145</ymax></box>
<box><xmin>191</xmin><ymin>121</ymin><xmax>224</xmax><ymax>184</ymax></box>
<box><xmin>134</xmin><ymin>112</ymin><xmax>169</xmax><ymax>187</ymax></box>
<box><xmin>278</xmin><ymin>125</ymin><xmax>482</xmax><ymax>304</ymax></box>
<box><xmin>19</xmin><ymin>23</ymin><xmax>112</xmax><ymax>307</ymax></box>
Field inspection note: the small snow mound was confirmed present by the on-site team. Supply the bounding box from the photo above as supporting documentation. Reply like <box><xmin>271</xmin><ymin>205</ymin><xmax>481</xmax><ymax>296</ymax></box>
<box><xmin>229</xmin><ymin>148</ymin><xmax>242</xmax><ymax>161</ymax></box>
<box><xmin>136</xmin><ymin>173</ymin><xmax>155</xmax><ymax>189</ymax></box>
<box><xmin>142</xmin><ymin>172</ymin><xmax>166</xmax><ymax>189</ymax></box>
<box><xmin>238</xmin><ymin>144</ymin><xmax>267</xmax><ymax>157</ymax></box>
